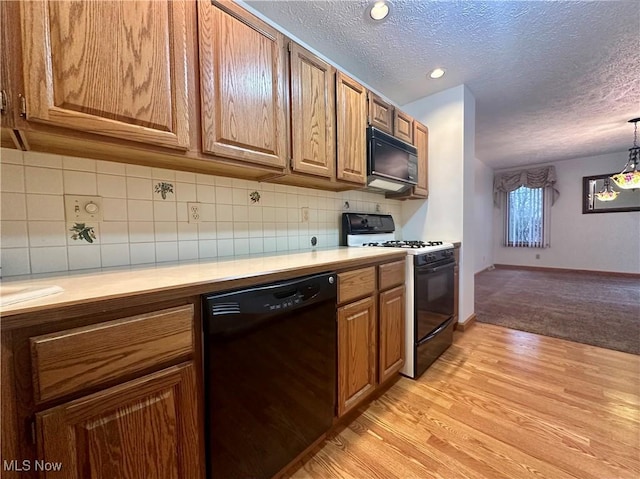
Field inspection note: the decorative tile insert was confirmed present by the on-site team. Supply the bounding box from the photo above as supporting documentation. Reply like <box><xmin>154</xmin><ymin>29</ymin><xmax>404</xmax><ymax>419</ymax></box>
<box><xmin>69</xmin><ymin>222</ymin><xmax>97</xmax><ymax>243</ymax></box>
<box><xmin>249</xmin><ymin>191</ymin><xmax>261</xmax><ymax>203</ymax></box>
<box><xmin>154</xmin><ymin>182</ymin><xmax>174</xmax><ymax>200</ymax></box>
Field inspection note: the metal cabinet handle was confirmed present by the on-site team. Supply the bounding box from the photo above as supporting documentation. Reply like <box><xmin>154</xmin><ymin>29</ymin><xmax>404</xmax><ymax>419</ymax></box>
<box><xmin>0</xmin><ymin>90</ymin><xmax>7</xmax><ymax>115</ymax></box>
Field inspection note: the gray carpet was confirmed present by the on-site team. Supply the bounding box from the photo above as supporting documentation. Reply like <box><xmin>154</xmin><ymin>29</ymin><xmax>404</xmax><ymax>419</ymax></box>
<box><xmin>475</xmin><ymin>267</ymin><xmax>640</xmax><ymax>355</ymax></box>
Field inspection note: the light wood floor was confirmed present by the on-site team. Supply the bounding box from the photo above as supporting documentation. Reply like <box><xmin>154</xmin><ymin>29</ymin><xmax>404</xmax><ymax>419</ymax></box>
<box><xmin>291</xmin><ymin>323</ymin><xmax>640</xmax><ymax>479</ymax></box>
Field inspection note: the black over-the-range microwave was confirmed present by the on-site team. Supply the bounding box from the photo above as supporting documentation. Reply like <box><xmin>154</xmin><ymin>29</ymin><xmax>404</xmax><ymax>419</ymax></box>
<box><xmin>366</xmin><ymin>126</ymin><xmax>418</xmax><ymax>193</ymax></box>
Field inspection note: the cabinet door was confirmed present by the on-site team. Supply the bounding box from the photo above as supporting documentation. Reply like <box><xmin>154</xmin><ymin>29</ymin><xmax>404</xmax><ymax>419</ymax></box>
<box><xmin>379</xmin><ymin>285</ymin><xmax>405</xmax><ymax>383</ymax></box>
<box><xmin>413</xmin><ymin>121</ymin><xmax>429</xmax><ymax>198</ymax></box>
<box><xmin>394</xmin><ymin>110</ymin><xmax>413</xmax><ymax>144</ymax></box>
<box><xmin>368</xmin><ymin>92</ymin><xmax>393</xmax><ymax>134</ymax></box>
<box><xmin>336</xmin><ymin>72</ymin><xmax>367</xmax><ymax>185</ymax></box>
<box><xmin>198</xmin><ymin>0</ymin><xmax>287</xmax><ymax>169</ymax></box>
<box><xmin>1</xmin><ymin>1</ymin><xmax>18</xmax><ymax>130</ymax></box>
<box><xmin>1</xmin><ymin>1</ymin><xmax>23</xmax><ymax>149</ymax></box>
<box><xmin>337</xmin><ymin>296</ymin><xmax>377</xmax><ymax>416</ymax></box>
<box><xmin>36</xmin><ymin>363</ymin><xmax>200</xmax><ymax>479</ymax></box>
<box><xmin>289</xmin><ymin>42</ymin><xmax>335</xmax><ymax>178</ymax></box>
<box><xmin>21</xmin><ymin>0</ymin><xmax>191</xmax><ymax>149</ymax></box>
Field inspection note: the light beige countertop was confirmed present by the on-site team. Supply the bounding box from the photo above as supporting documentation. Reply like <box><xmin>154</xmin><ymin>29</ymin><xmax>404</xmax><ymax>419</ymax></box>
<box><xmin>0</xmin><ymin>247</ymin><xmax>405</xmax><ymax>324</ymax></box>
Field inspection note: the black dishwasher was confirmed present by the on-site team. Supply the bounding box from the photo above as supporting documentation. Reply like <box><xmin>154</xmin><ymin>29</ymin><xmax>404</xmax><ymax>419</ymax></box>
<box><xmin>202</xmin><ymin>272</ymin><xmax>337</xmax><ymax>479</ymax></box>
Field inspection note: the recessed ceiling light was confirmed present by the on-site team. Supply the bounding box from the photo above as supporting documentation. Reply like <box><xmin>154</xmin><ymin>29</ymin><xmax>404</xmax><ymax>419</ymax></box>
<box><xmin>429</xmin><ymin>68</ymin><xmax>446</xmax><ymax>79</ymax></box>
<box><xmin>369</xmin><ymin>1</ymin><xmax>390</xmax><ymax>21</ymax></box>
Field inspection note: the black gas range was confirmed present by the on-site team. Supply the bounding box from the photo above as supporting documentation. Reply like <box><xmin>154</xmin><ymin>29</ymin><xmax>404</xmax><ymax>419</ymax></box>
<box><xmin>341</xmin><ymin>212</ymin><xmax>455</xmax><ymax>379</ymax></box>
<box><xmin>341</xmin><ymin>213</ymin><xmax>453</xmax><ymax>255</ymax></box>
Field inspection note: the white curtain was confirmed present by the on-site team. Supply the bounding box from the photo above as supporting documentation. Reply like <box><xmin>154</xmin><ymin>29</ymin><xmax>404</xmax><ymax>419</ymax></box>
<box><xmin>503</xmin><ymin>186</ymin><xmax>552</xmax><ymax>248</ymax></box>
<box><xmin>493</xmin><ymin>165</ymin><xmax>559</xmax><ymax>206</ymax></box>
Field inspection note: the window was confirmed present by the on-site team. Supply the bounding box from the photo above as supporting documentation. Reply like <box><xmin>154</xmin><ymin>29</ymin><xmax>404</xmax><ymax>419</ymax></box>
<box><xmin>505</xmin><ymin>186</ymin><xmax>546</xmax><ymax>247</ymax></box>
<box><xmin>494</xmin><ymin>166</ymin><xmax>557</xmax><ymax>248</ymax></box>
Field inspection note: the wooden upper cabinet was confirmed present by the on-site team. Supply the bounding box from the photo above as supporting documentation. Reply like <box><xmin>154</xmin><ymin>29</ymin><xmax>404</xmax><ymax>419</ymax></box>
<box><xmin>198</xmin><ymin>0</ymin><xmax>287</xmax><ymax>169</ymax></box>
<box><xmin>1</xmin><ymin>1</ymin><xmax>18</xmax><ymax>130</ymax></box>
<box><xmin>394</xmin><ymin>110</ymin><xmax>413</xmax><ymax>144</ymax></box>
<box><xmin>36</xmin><ymin>363</ymin><xmax>200</xmax><ymax>479</ymax></box>
<box><xmin>1</xmin><ymin>1</ymin><xmax>24</xmax><ymax>150</ymax></box>
<box><xmin>289</xmin><ymin>42</ymin><xmax>335</xmax><ymax>178</ymax></box>
<box><xmin>20</xmin><ymin>0</ymin><xmax>192</xmax><ymax>149</ymax></box>
<box><xmin>388</xmin><ymin>120</ymin><xmax>428</xmax><ymax>200</ymax></box>
<box><xmin>413</xmin><ymin>121</ymin><xmax>429</xmax><ymax>197</ymax></box>
<box><xmin>368</xmin><ymin>92</ymin><xmax>394</xmax><ymax>134</ymax></box>
<box><xmin>336</xmin><ymin>72</ymin><xmax>367</xmax><ymax>185</ymax></box>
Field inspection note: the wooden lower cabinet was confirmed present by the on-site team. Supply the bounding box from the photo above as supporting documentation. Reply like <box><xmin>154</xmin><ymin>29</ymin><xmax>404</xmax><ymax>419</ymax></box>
<box><xmin>337</xmin><ymin>296</ymin><xmax>377</xmax><ymax>417</ymax></box>
<box><xmin>379</xmin><ymin>285</ymin><xmax>405</xmax><ymax>384</ymax></box>
<box><xmin>336</xmin><ymin>260</ymin><xmax>406</xmax><ymax>417</ymax></box>
<box><xmin>35</xmin><ymin>362</ymin><xmax>199</xmax><ymax>479</ymax></box>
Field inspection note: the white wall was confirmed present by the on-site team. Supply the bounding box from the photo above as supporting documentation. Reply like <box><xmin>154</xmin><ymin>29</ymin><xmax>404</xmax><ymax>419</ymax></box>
<box><xmin>401</xmin><ymin>86</ymin><xmax>465</xmax><ymax>240</ymax></box>
<box><xmin>474</xmin><ymin>157</ymin><xmax>494</xmax><ymax>272</ymax></box>
<box><xmin>492</xmin><ymin>151</ymin><xmax>640</xmax><ymax>274</ymax></box>
<box><xmin>399</xmin><ymin>85</ymin><xmax>477</xmax><ymax>324</ymax></box>
<box><xmin>460</xmin><ymin>87</ymin><xmax>476</xmax><ymax>322</ymax></box>
<box><xmin>0</xmin><ymin>148</ymin><xmax>403</xmax><ymax>277</ymax></box>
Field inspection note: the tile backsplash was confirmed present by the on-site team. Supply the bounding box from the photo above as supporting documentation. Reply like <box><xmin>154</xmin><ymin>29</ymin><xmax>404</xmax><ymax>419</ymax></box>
<box><xmin>0</xmin><ymin>148</ymin><xmax>402</xmax><ymax>277</ymax></box>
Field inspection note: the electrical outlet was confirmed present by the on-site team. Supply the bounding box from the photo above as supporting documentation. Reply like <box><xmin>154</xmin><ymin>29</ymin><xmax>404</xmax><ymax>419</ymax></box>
<box><xmin>188</xmin><ymin>202</ymin><xmax>201</xmax><ymax>224</ymax></box>
<box><xmin>535</xmin><ymin>254</ymin><xmax>540</xmax><ymax>259</ymax></box>
<box><xmin>300</xmin><ymin>207</ymin><xmax>309</xmax><ymax>223</ymax></box>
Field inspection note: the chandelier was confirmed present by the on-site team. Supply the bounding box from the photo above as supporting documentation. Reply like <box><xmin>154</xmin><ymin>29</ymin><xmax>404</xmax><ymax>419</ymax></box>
<box><xmin>611</xmin><ymin>117</ymin><xmax>640</xmax><ymax>189</ymax></box>
<box><xmin>594</xmin><ymin>177</ymin><xmax>619</xmax><ymax>202</ymax></box>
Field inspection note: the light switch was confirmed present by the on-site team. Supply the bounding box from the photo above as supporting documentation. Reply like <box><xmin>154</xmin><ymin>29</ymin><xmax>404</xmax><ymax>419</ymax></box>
<box><xmin>65</xmin><ymin>195</ymin><xmax>104</xmax><ymax>222</ymax></box>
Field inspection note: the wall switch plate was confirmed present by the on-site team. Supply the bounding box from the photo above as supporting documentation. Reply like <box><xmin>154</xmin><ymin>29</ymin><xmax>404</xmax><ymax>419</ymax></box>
<box><xmin>187</xmin><ymin>202</ymin><xmax>201</xmax><ymax>224</ymax></box>
<box><xmin>64</xmin><ymin>195</ymin><xmax>103</xmax><ymax>222</ymax></box>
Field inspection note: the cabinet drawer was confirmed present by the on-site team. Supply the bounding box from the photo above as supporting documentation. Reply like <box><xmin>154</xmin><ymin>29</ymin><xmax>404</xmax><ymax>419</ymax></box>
<box><xmin>379</xmin><ymin>260</ymin><xmax>406</xmax><ymax>290</ymax></box>
<box><xmin>31</xmin><ymin>305</ymin><xmax>194</xmax><ymax>403</ymax></box>
<box><xmin>338</xmin><ymin>267</ymin><xmax>376</xmax><ymax>303</ymax></box>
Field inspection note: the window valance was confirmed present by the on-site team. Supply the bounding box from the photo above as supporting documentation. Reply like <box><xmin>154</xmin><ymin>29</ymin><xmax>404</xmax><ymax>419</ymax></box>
<box><xmin>493</xmin><ymin>165</ymin><xmax>559</xmax><ymax>206</ymax></box>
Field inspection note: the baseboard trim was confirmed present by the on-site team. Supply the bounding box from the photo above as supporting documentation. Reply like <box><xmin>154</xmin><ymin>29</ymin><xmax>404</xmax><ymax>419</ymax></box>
<box><xmin>475</xmin><ymin>265</ymin><xmax>495</xmax><ymax>275</ymax></box>
<box><xmin>492</xmin><ymin>264</ymin><xmax>640</xmax><ymax>278</ymax></box>
<box><xmin>455</xmin><ymin>314</ymin><xmax>476</xmax><ymax>332</ymax></box>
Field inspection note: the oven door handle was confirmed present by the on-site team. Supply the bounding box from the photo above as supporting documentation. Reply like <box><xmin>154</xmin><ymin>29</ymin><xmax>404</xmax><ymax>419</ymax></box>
<box><xmin>416</xmin><ymin>261</ymin><xmax>455</xmax><ymax>274</ymax></box>
<box><xmin>417</xmin><ymin>316</ymin><xmax>455</xmax><ymax>346</ymax></box>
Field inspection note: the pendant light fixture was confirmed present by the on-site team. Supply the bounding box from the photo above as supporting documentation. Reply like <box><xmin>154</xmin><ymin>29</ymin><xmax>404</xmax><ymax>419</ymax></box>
<box><xmin>611</xmin><ymin>117</ymin><xmax>640</xmax><ymax>189</ymax></box>
<box><xmin>594</xmin><ymin>177</ymin><xmax>619</xmax><ymax>202</ymax></box>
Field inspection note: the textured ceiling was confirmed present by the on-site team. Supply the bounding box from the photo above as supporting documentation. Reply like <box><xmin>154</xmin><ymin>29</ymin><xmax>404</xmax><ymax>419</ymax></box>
<box><xmin>246</xmin><ymin>0</ymin><xmax>640</xmax><ymax>169</ymax></box>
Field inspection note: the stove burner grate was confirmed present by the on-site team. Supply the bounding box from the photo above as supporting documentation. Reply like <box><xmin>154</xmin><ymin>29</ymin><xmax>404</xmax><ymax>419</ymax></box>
<box><xmin>363</xmin><ymin>240</ymin><xmax>444</xmax><ymax>249</ymax></box>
